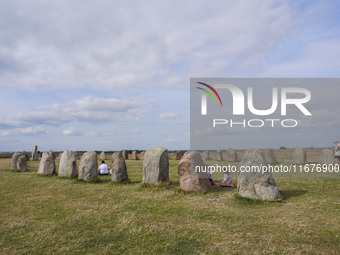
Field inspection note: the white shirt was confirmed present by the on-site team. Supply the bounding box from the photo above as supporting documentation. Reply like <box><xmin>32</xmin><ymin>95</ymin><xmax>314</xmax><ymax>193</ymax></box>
<box><xmin>98</xmin><ymin>163</ymin><xmax>109</xmax><ymax>174</ymax></box>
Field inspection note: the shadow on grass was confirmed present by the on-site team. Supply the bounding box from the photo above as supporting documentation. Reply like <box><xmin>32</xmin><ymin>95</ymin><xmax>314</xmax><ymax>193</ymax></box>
<box><xmin>279</xmin><ymin>189</ymin><xmax>308</xmax><ymax>200</ymax></box>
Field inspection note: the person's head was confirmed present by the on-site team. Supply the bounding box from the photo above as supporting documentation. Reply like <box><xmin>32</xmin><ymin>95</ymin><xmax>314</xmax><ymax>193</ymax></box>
<box><xmin>101</xmin><ymin>160</ymin><xmax>105</xmax><ymax>164</ymax></box>
<box><xmin>334</xmin><ymin>140</ymin><xmax>339</xmax><ymax>145</ymax></box>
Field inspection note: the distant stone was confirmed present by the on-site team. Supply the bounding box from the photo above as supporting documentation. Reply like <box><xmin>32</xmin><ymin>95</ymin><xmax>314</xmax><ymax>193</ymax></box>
<box><xmin>16</xmin><ymin>155</ymin><xmax>28</xmax><ymax>172</ymax></box>
<box><xmin>78</xmin><ymin>151</ymin><xmax>98</xmax><ymax>181</ymax></box>
<box><xmin>143</xmin><ymin>147</ymin><xmax>169</xmax><ymax>184</ymax></box>
<box><xmin>226</xmin><ymin>148</ymin><xmax>237</xmax><ymax>162</ymax></box>
<box><xmin>202</xmin><ymin>150</ymin><xmax>210</xmax><ymax>161</ymax></box>
<box><xmin>75</xmin><ymin>152</ymin><xmax>79</xmax><ymax>159</ymax></box>
<box><xmin>292</xmin><ymin>148</ymin><xmax>307</xmax><ymax>164</ymax></box>
<box><xmin>131</xmin><ymin>151</ymin><xmax>138</xmax><ymax>160</ymax></box>
<box><xmin>320</xmin><ymin>149</ymin><xmax>334</xmax><ymax>164</ymax></box>
<box><xmin>22</xmin><ymin>151</ymin><xmax>30</xmax><ymax>161</ymax></box>
<box><xmin>175</xmin><ymin>150</ymin><xmax>184</xmax><ymax>160</ymax></box>
<box><xmin>58</xmin><ymin>152</ymin><xmax>63</xmax><ymax>160</ymax></box>
<box><xmin>140</xmin><ymin>151</ymin><xmax>145</xmax><ymax>159</ymax></box>
<box><xmin>48</xmin><ymin>150</ymin><xmax>56</xmax><ymax>159</ymax></box>
<box><xmin>238</xmin><ymin>150</ymin><xmax>280</xmax><ymax>200</ymax></box>
<box><xmin>263</xmin><ymin>148</ymin><xmax>278</xmax><ymax>164</ymax></box>
<box><xmin>38</xmin><ymin>152</ymin><xmax>56</xmax><ymax>175</ymax></box>
<box><xmin>122</xmin><ymin>150</ymin><xmax>129</xmax><ymax>160</ymax></box>
<box><xmin>216</xmin><ymin>150</ymin><xmax>223</xmax><ymax>161</ymax></box>
<box><xmin>32</xmin><ymin>145</ymin><xmax>39</xmax><ymax>161</ymax></box>
<box><xmin>58</xmin><ymin>151</ymin><xmax>77</xmax><ymax>178</ymax></box>
<box><xmin>111</xmin><ymin>152</ymin><xmax>119</xmax><ymax>163</ymax></box>
<box><xmin>11</xmin><ymin>152</ymin><xmax>22</xmax><ymax>170</ymax></box>
<box><xmin>111</xmin><ymin>152</ymin><xmax>129</xmax><ymax>182</ymax></box>
<box><xmin>178</xmin><ymin>151</ymin><xmax>212</xmax><ymax>192</ymax></box>
<box><xmin>99</xmin><ymin>151</ymin><xmax>106</xmax><ymax>160</ymax></box>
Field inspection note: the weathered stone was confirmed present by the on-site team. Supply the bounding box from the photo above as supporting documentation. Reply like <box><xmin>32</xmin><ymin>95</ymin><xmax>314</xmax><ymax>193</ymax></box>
<box><xmin>320</xmin><ymin>149</ymin><xmax>334</xmax><ymax>164</ymax></box>
<box><xmin>216</xmin><ymin>150</ymin><xmax>223</xmax><ymax>161</ymax></box>
<box><xmin>22</xmin><ymin>151</ymin><xmax>30</xmax><ymax>161</ymax></box>
<box><xmin>226</xmin><ymin>148</ymin><xmax>237</xmax><ymax>162</ymax></box>
<box><xmin>131</xmin><ymin>151</ymin><xmax>138</xmax><ymax>160</ymax></box>
<box><xmin>58</xmin><ymin>151</ymin><xmax>77</xmax><ymax>178</ymax></box>
<box><xmin>16</xmin><ymin>155</ymin><xmax>28</xmax><ymax>172</ymax></box>
<box><xmin>111</xmin><ymin>152</ymin><xmax>129</xmax><ymax>182</ymax></box>
<box><xmin>292</xmin><ymin>148</ymin><xmax>307</xmax><ymax>164</ymax></box>
<box><xmin>99</xmin><ymin>151</ymin><xmax>106</xmax><ymax>160</ymax></box>
<box><xmin>202</xmin><ymin>150</ymin><xmax>211</xmax><ymax>161</ymax></box>
<box><xmin>175</xmin><ymin>150</ymin><xmax>184</xmax><ymax>160</ymax></box>
<box><xmin>78</xmin><ymin>151</ymin><xmax>98</xmax><ymax>181</ymax></box>
<box><xmin>143</xmin><ymin>147</ymin><xmax>169</xmax><ymax>184</ymax></box>
<box><xmin>178</xmin><ymin>151</ymin><xmax>212</xmax><ymax>191</ymax></box>
<box><xmin>263</xmin><ymin>148</ymin><xmax>278</xmax><ymax>164</ymax></box>
<box><xmin>31</xmin><ymin>145</ymin><xmax>39</xmax><ymax>161</ymax></box>
<box><xmin>140</xmin><ymin>151</ymin><xmax>145</xmax><ymax>159</ymax></box>
<box><xmin>122</xmin><ymin>150</ymin><xmax>128</xmax><ymax>160</ymax></box>
<box><xmin>38</xmin><ymin>152</ymin><xmax>56</xmax><ymax>175</ymax></box>
<box><xmin>11</xmin><ymin>152</ymin><xmax>22</xmax><ymax>170</ymax></box>
<box><xmin>58</xmin><ymin>152</ymin><xmax>63</xmax><ymax>160</ymax></box>
<box><xmin>238</xmin><ymin>150</ymin><xmax>280</xmax><ymax>200</ymax></box>
<box><xmin>48</xmin><ymin>150</ymin><xmax>56</xmax><ymax>159</ymax></box>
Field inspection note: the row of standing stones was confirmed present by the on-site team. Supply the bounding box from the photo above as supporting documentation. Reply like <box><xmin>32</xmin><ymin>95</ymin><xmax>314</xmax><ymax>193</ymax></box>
<box><xmin>9</xmin><ymin>147</ymin><xmax>335</xmax><ymax>200</ymax></box>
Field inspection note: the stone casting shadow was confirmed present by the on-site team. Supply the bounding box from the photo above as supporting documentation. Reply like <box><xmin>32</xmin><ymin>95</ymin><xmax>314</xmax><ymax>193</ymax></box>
<box><xmin>279</xmin><ymin>189</ymin><xmax>308</xmax><ymax>200</ymax></box>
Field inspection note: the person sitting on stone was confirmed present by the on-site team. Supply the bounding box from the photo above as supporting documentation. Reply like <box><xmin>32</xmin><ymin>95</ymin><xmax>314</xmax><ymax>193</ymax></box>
<box><xmin>98</xmin><ymin>160</ymin><xmax>109</xmax><ymax>175</ymax></box>
<box><xmin>219</xmin><ymin>170</ymin><xmax>234</xmax><ymax>187</ymax></box>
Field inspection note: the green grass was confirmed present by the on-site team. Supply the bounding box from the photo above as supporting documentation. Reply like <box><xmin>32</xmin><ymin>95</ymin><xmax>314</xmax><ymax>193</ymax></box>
<box><xmin>0</xmin><ymin>157</ymin><xmax>339</xmax><ymax>255</ymax></box>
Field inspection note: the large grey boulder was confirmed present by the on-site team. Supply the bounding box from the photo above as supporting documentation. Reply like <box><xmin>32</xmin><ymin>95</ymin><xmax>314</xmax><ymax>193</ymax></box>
<box><xmin>122</xmin><ymin>150</ymin><xmax>128</xmax><ymax>160</ymax></box>
<box><xmin>99</xmin><ymin>151</ymin><xmax>106</xmax><ymax>160</ymax></box>
<box><xmin>58</xmin><ymin>151</ymin><xmax>77</xmax><ymax>178</ymax></box>
<box><xmin>32</xmin><ymin>145</ymin><xmax>39</xmax><ymax>161</ymax></box>
<box><xmin>202</xmin><ymin>150</ymin><xmax>210</xmax><ymax>161</ymax></box>
<box><xmin>131</xmin><ymin>151</ymin><xmax>138</xmax><ymax>160</ymax></box>
<box><xmin>16</xmin><ymin>155</ymin><xmax>28</xmax><ymax>172</ymax></box>
<box><xmin>226</xmin><ymin>148</ymin><xmax>237</xmax><ymax>162</ymax></box>
<box><xmin>215</xmin><ymin>150</ymin><xmax>223</xmax><ymax>161</ymax></box>
<box><xmin>143</xmin><ymin>147</ymin><xmax>169</xmax><ymax>184</ymax></box>
<box><xmin>175</xmin><ymin>150</ymin><xmax>184</xmax><ymax>160</ymax></box>
<box><xmin>292</xmin><ymin>148</ymin><xmax>307</xmax><ymax>164</ymax></box>
<box><xmin>22</xmin><ymin>151</ymin><xmax>30</xmax><ymax>161</ymax></box>
<box><xmin>238</xmin><ymin>150</ymin><xmax>280</xmax><ymax>200</ymax></box>
<box><xmin>178</xmin><ymin>151</ymin><xmax>212</xmax><ymax>192</ymax></box>
<box><xmin>320</xmin><ymin>149</ymin><xmax>334</xmax><ymax>164</ymax></box>
<box><xmin>111</xmin><ymin>152</ymin><xmax>129</xmax><ymax>182</ymax></box>
<box><xmin>78</xmin><ymin>151</ymin><xmax>98</xmax><ymax>181</ymax></box>
<box><xmin>38</xmin><ymin>152</ymin><xmax>56</xmax><ymax>175</ymax></box>
<box><xmin>263</xmin><ymin>148</ymin><xmax>278</xmax><ymax>164</ymax></box>
<box><xmin>11</xmin><ymin>152</ymin><xmax>22</xmax><ymax>170</ymax></box>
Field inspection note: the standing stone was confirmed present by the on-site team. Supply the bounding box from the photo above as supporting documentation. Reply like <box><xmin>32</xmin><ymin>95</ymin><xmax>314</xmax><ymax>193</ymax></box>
<box><xmin>140</xmin><ymin>151</ymin><xmax>145</xmax><ymax>160</ymax></box>
<box><xmin>238</xmin><ymin>150</ymin><xmax>280</xmax><ymax>200</ymax></box>
<box><xmin>58</xmin><ymin>152</ymin><xmax>63</xmax><ymax>160</ymax></box>
<box><xmin>178</xmin><ymin>151</ymin><xmax>212</xmax><ymax>192</ymax></box>
<box><xmin>99</xmin><ymin>151</ymin><xmax>106</xmax><ymax>160</ymax></box>
<box><xmin>131</xmin><ymin>151</ymin><xmax>138</xmax><ymax>160</ymax></box>
<box><xmin>111</xmin><ymin>152</ymin><xmax>129</xmax><ymax>182</ymax></box>
<box><xmin>31</xmin><ymin>145</ymin><xmax>39</xmax><ymax>161</ymax></box>
<box><xmin>111</xmin><ymin>152</ymin><xmax>119</xmax><ymax>163</ymax></box>
<box><xmin>226</xmin><ymin>148</ymin><xmax>238</xmax><ymax>162</ymax></box>
<box><xmin>11</xmin><ymin>152</ymin><xmax>23</xmax><ymax>170</ymax></box>
<box><xmin>122</xmin><ymin>150</ymin><xmax>128</xmax><ymax>160</ymax></box>
<box><xmin>58</xmin><ymin>151</ymin><xmax>77</xmax><ymax>178</ymax></box>
<box><xmin>292</xmin><ymin>148</ymin><xmax>307</xmax><ymax>164</ymax></box>
<box><xmin>38</xmin><ymin>152</ymin><xmax>56</xmax><ymax>175</ymax></box>
<box><xmin>320</xmin><ymin>149</ymin><xmax>334</xmax><ymax>164</ymax></box>
<box><xmin>16</xmin><ymin>155</ymin><xmax>28</xmax><ymax>172</ymax></box>
<box><xmin>78</xmin><ymin>151</ymin><xmax>98</xmax><ymax>181</ymax></box>
<box><xmin>75</xmin><ymin>152</ymin><xmax>79</xmax><ymax>159</ymax></box>
<box><xmin>263</xmin><ymin>148</ymin><xmax>278</xmax><ymax>164</ymax></box>
<box><xmin>215</xmin><ymin>150</ymin><xmax>223</xmax><ymax>161</ymax></box>
<box><xmin>22</xmin><ymin>151</ymin><xmax>30</xmax><ymax>161</ymax></box>
<box><xmin>175</xmin><ymin>150</ymin><xmax>184</xmax><ymax>160</ymax></box>
<box><xmin>202</xmin><ymin>150</ymin><xmax>211</xmax><ymax>161</ymax></box>
<box><xmin>143</xmin><ymin>147</ymin><xmax>169</xmax><ymax>184</ymax></box>
<box><xmin>48</xmin><ymin>150</ymin><xmax>56</xmax><ymax>159</ymax></box>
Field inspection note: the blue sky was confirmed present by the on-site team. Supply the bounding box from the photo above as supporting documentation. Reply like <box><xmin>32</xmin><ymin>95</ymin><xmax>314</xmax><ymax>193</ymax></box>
<box><xmin>0</xmin><ymin>0</ymin><xmax>340</xmax><ymax>152</ymax></box>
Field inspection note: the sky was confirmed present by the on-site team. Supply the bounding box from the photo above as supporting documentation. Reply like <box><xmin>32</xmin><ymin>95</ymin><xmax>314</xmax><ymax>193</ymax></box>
<box><xmin>0</xmin><ymin>0</ymin><xmax>340</xmax><ymax>152</ymax></box>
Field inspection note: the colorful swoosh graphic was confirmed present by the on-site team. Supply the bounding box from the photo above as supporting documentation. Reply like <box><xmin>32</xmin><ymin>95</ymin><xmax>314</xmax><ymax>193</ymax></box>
<box><xmin>196</xmin><ymin>82</ymin><xmax>222</xmax><ymax>106</ymax></box>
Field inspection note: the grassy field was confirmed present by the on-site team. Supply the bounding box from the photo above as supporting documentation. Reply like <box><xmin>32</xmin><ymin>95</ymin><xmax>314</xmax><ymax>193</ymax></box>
<box><xmin>0</xmin><ymin>155</ymin><xmax>339</xmax><ymax>255</ymax></box>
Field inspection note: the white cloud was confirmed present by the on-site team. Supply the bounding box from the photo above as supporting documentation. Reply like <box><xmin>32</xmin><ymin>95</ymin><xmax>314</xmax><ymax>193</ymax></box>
<box><xmin>1</xmin><ymin>126</ymin><xmax>46</xmax><ymax>137</ymax></box>
<box><xmin>62</xmin><ymin>127</ymin><xmax>81</xmax><ymax>136</ymax></box>
<box><xmin>159</xmin><ymin>112</ymin><xmax>181</xmax><ymax>119</ymax></box>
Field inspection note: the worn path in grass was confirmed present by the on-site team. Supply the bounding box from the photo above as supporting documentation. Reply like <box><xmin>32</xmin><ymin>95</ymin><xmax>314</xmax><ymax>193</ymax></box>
<box><xmin>0</xmin><ymin>158</ymin><xmax>339</xmax><ymax>255</ymax></box>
